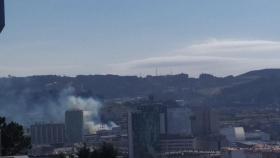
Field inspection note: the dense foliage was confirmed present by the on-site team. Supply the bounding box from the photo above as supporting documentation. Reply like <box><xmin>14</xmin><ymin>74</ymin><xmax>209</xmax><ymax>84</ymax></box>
<box><xmin>78</xmin><ymin>143</ymin><xmax>118</xmax><ymax>158</ymax></box>
<box><xmin>0</xmin><ymin>117</ymin><xmax>31</xmax><ymax>156</ymax></box>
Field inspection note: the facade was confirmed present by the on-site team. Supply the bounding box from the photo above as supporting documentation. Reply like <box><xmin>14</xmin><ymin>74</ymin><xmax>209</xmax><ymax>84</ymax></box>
<box><xmin>84</xmin><ymin>130</ymin><xmax>128</xmax><ymax>155</ymax></box>
<box><xmin>191</xmin><ymin>107</ymin><xmax>220</xmax><ymax>137</ymax></box>
<box><xmin>220</xmin><ymin>127</ymin><xmax>245</xmax><ymax>144</ymax></box>
<box><xmin>65</xmin><ymin>109</ymin><xmax>84</xmax><ymax>144</ymax></box>
<box><xmin>160</xmin><ymin>135</ymin><xmax>196</xmax><ymax>152</ymax></box>
<box><xmin>0</xmin><ymin>0</ymin><xmax>4</xmax><ymax>33</ymax></box>
<box><xmin>128</xmin><ymin>104</ymin><xmax>165</xmax><ymax>158</ymax></box>
<box><xmin>222</xmin><ymin>146</ymin><xmax>280</xmax><ymax>158</ymax></box>
<box><xmin>245</xmin><ymin>130</ymin><xmax>270</xmax><ymax>141</ymax></box>
<box><xmin>166</xmin><ymin>107</ymin><xmax>192</xmax><ymax>135</ymax></box>
<box><xmin>30</xmin><ymin>123</ymin><xmax>65</xmax><ymax>145</ymax></box>
<box><xmin>161</xmin><ymin>150</ymin><xmax>221</xmax><ymax>158</ymax></box>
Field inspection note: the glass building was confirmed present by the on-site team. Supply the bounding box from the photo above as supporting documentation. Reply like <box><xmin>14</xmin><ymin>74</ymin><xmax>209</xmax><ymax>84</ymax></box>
<box><xmin>128</xmin><ymin>104</ymin><xmax>164</xmax><ymax>158</ymax></box>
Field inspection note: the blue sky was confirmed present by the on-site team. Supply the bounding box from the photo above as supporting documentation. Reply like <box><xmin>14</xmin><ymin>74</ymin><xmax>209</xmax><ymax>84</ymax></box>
<box><xmin>1</xmin><ymin>0</ymin><xmax>280</xmax><ymax>77</ymax></box>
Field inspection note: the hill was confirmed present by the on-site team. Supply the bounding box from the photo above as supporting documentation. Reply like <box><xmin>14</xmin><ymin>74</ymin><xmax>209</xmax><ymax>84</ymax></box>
<box><xmin>1</xmin><ymin>69</ymin><xmax>280</xmax><ymax>124</ymax></box>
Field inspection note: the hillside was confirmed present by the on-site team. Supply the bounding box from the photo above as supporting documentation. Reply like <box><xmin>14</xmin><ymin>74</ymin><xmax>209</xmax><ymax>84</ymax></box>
<box><xmin>1</xmin><ymin>69</ymin><xmax>280</xmax><ymax>124</ymax></box>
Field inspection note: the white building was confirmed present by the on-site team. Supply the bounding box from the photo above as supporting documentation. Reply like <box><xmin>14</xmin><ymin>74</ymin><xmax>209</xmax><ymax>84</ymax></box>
<box><xmin>220</xmin><ymin>127</ymin><xmax>245</xmax><ymax>144</ymax></box>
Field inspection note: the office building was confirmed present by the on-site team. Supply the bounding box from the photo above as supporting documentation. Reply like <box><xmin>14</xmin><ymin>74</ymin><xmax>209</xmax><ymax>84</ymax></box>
<box><xmin>65</xmin><ymin>109</ymin><xmax>84</xmax><ymax>144</ymax></box>
<box><xmin>166</xmin><ymin>107</ymin><xmax>192</xmax><ymax>135</ymax></box>
<box><xmin>191</xmin><ymin>107</ymin><xmax>220</xmax><ymax>136</ymax></box>
<box><xmin>30</xmin><ymin>123</ymin><xmax>65</xmax><ymax>145</ymax></box>
<box><xmin>0</xmin><ymin>0</ymin><xmax>4</xmax><ymax>33</ymax></box>
<box><xmin>128</xmin><ymin>104</ymin><xmax>165</xmax><ymax>158</ymax></box>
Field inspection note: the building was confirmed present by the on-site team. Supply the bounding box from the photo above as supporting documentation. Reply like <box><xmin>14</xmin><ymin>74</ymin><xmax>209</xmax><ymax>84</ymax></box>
<box><xmin>128</xmin><ymin>104</ymin><xmax>165</xmax><ymax>158</ymax></box>
<box><xmin>245</xmin><ymin>130</ymin><xmax>270</xmax><ymax>141</ymax></box>
<box><xmin>84</xmin><ymin>128</ymin><xmax>128</xmax><ymax>155</ymax></box>
<box><xmin>190</xmin><ymin>107</ymin><xmax>225</xmax><ymax>150</ymax></box>
<box><xmin>220</xmin><ymin>127</ymin><xmax>245</xmax><ymax>145</ymax></box>
<box><xmin>65</xmin><ymin>109</ymin><xmax>84</xmax><ymax>144</ymax></box>
<box><xmin>30</xmin><ymin>123</ymin><xmax>65</xmax><ymax>145</ymax></box>
<box><xmin>161</xmin><ymin>150</ymin><xmax>221</xmax><ymax>158</ymax></box>
<box><xmin>166</xmin><ymin>107</ymin><xmax>192</xmax><ymax>135</ymax></box>
<box><xmin>0</xmin><ymin>0</ymin><xmax>4</xmax><ymax>33</ymax></box>
<box><xmin>191</xmin><ymin>107</ymin><xmax>220</xmax><ymax>137</ymax></box>
<box><xmin>222</xmin><ymin>145</ymin><xmax>280</xmax><ymax>158</ymax></box>
<box><xmin>160</xmin><ymin>134</ymin><xmax>196</xmax><ymax>153</ymax></box>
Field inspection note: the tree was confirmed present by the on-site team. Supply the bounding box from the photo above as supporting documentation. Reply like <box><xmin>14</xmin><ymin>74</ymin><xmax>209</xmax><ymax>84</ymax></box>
<box><xmin>90</xmin><ymin>150</ymin><xmax>100</xmax><ymax>158</ymax></box>
<box><xmin>78</xmin><ymin>143</ymin><xmax>117</xmax><ymax>158</ymax></box>
<box><xmin>99</xmin><ymin>143</ymin><xmax>117</xmax><ymax>158</ymax></box>
<box><xmin>58</xmin><ymin>153</ymin><xmax>67</xmax><ymax>158</ymax></box>
<box><xmin>0</xmin><ymin>117</ymin><xmax>31</xmax><ymax>156</ymax></box>
<box><xmin>77</xmin><ymin>145</ymin><xmax>91</xmax><ymax>158</ymax></box>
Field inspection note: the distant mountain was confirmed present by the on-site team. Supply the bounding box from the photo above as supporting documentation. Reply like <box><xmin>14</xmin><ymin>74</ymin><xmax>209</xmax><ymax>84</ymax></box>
<box><xmin>238</xmin><ymin>69</ymin><xmax>280</xmax><ymax>79</ymax></box>
<box><xmin>1</xmin><ymin>69</ymin><xmax>280</xmax><ymax>123</ymax></box>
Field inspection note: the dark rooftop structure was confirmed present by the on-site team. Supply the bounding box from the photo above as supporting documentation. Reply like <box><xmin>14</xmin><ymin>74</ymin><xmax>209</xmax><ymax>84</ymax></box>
<box><xmin>0</xmin><ymin>0</ymin><xmax>4</xmax><ymax>33</ymax></box>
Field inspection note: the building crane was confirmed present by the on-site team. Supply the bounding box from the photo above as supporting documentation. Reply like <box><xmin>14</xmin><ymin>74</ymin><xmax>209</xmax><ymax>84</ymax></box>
<box><xmin>0</xmin><ymin>0</ymin><xmax>5</xmax><ymax>33</ymax></box>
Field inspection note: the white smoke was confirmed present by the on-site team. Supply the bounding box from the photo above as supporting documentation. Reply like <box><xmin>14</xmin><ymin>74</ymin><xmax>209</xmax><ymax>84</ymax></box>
<box><xmin>60</xmin><ymin>87</ymin><xmax>118</xmax><ymax>134</ymax></box>
<box><xmin>66</xmin><ymin>96</ymin><xmax>102</xmax><ymax>134</ymax></box>
<box><xmin>0</xmin><ymin>85</ymin><xmax>118</xmax><ymax>133</ymax></box>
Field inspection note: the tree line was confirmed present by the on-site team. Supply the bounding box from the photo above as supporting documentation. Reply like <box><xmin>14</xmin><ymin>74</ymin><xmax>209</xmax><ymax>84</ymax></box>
<box><xmin>76</xmin><ymin>143</ymin><xmax>118</xmax><ymax>158</ymax></box>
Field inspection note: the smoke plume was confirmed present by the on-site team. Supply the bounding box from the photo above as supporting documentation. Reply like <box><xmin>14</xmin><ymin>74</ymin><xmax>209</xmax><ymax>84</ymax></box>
<box><xmin>0</xmin><ymin>86</ymin><xmax>116</xmax><ymax>134</ymax></box>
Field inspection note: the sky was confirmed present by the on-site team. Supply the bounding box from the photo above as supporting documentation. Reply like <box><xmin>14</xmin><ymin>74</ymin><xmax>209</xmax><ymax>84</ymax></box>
<box><xmin>1</xmin><ymin>0</ymin><xmax>280</xmax><ymax>77</ymax></box>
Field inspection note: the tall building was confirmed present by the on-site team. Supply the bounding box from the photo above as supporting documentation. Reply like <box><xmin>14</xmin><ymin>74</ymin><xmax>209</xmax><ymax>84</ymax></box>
<box><xmin>0</xmin><ymin>0</ymin><xmax>4</xmax><ymax>33</ymax></box>
<box><xmin>190</xmin><ymin>107</ymin><xmax>219</xmax><ymax>137</ymax></box>
<box><xmin>65</xmin><ymin>109</ymin><xmax>84</xmax><ymax>144</ymax></box>
<box><xmin>128</xmin><ymin>104</ymin><xmax>165</xmax><ymax>158</ymax></box>
<box><xmin>166</xmin><ymin>107</ymin><xmax>192</xmax><ymax>135</ymax></box>
<box><xmin>190</xmin><ymin>107</ymin><xmax>224</xmax><ymax>150</ymax></box>
<box><xmin>30</xmin><ymin>123</ymin><xmax>65</xmax><ymax>145</ymax></box>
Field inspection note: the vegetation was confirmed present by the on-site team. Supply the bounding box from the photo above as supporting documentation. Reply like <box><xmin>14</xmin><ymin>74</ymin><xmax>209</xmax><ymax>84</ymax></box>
<box><xmin>77</xmin><ymin>143</ymin><xmax>118</xmax><ymax>158</ymax></box>
<box><xmin>0</xmin><ymin>117</ymin><xmax>31</xmax><ymax>156</ymax></box>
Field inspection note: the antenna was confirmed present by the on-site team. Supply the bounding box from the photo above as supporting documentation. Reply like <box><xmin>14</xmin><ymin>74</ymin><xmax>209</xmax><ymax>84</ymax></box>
<box><xmin>155</xmin><ymin>67</ymin><xmax>158</xmax><ymax>76</ymax></box>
